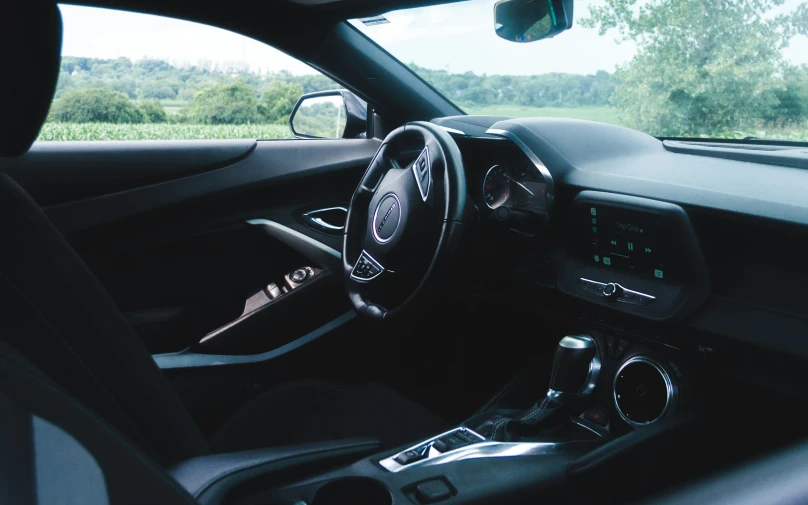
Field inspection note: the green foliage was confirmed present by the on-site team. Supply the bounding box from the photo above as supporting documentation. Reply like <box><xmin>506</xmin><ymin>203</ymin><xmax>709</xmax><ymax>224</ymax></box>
<box><xmin>291</xmin><ymin>100</ymin><xmax>347</xmax><ymax>138</ymax></box>
<box><xmin>582</xmin><ymin>0</ymin><xmax>808</xmax><ymax>136</ymax></box>
<box><xmin>55</xmin><ymin>56</ymin><xmax>338</xmax><ymax>103</ymax></box>
<box><xmin>182</xmin><ymin>80</ymin><xmax>263</xmax><ymax>125</ymax></box>
<box><xmin>138</xmin><ymin>100</ymin><xmax>168</xmax><ymax>123</ymax></box>
<box><xmin>139</xmin><ymin>81</ymin><xmax>177</xmax><ymax>100</ymax></box>
<box><xmin>37</xmin><ymin>123</ymin><xmax>292</xmax><ymax>141</ymax></box>
<box><xmin>260</xmin><ymin>82</ymin><xmax>304</xmax><ymax>124</ymax></box>
<box><xmin>413</xmin><ymin>65</ymin><xmax>619</xmax><ymax>108</ymax></box>
<box><xmin>49</xmin><ymin>88</ymin><xmax>145</xmax><ymax>123</ymax></box>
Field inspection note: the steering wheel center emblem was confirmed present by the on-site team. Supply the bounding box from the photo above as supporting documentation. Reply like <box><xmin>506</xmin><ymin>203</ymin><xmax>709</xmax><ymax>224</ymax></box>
<box><xmin>372</xmin><ymin>193</ymin><xmax>401</xmax><ymax>243</ymax></box>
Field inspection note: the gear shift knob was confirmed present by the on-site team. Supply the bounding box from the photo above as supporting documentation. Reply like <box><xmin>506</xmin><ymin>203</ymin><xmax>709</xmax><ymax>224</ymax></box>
<box><xmin>547</xmin><ymin>335</ymin><xmax>600</xmax><ymax>397</ymax></box>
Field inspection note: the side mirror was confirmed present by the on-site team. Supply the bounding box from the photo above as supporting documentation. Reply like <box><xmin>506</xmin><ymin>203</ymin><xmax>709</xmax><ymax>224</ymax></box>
<box><xmin>289</xmin><ymin>90</ymin><xmax>367</xmax><ymax>139</ymax></box>
<box><xmin>494</xmin><ymin>0</ymin><xmax>574</xmax><ymax>43</ymax></box>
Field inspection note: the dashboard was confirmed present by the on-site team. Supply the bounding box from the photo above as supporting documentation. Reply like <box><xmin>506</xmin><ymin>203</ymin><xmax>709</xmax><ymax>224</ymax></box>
<box><xmin>432</xmin><ymin>115</ymin><xmax>808</xmax><ymax>362</ymax></box>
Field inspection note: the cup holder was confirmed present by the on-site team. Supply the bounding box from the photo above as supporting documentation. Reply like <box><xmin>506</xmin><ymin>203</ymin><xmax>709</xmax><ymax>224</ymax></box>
<box><xmin>312</xmin><ymin>478</ymin><xmax>391</xmax><ymax>505</ymax></box>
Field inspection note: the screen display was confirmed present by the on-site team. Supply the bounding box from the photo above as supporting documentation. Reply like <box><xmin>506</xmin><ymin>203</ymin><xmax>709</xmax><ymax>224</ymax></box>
<box><xmin>584</xmin><ymin>204</ymin><xmax>672</xmax><ymax>281</ymax></box>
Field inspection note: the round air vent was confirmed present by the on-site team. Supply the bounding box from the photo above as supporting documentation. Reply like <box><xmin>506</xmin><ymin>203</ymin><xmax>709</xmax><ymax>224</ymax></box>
<box><xmin>614</xmin><ymin>356</ymin><xmax>676</xmax><ymax>426</ymax></box>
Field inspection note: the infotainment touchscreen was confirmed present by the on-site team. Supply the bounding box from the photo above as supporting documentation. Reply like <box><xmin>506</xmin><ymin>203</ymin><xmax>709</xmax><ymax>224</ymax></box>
<box><xmin>584</xmin><ymin>203</ymin><xmax>672</xmax><ymax>281</ymax></box>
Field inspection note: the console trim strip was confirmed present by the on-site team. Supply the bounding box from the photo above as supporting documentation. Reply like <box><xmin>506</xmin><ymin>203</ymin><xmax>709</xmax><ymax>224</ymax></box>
<box><xmin>379</xmin><ymin>427</ymin><xmax>598</xmax><ymax>473</ymax></box>
<box><xmin>379</xmin><ymin>427</ymin><xmax>485</xmax><ymax>472</ymax></box>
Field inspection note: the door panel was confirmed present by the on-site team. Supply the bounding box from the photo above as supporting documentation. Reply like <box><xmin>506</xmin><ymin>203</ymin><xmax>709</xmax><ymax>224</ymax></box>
<box><xmin>2</xmin><ymin>138</ymin><xmax>379</xmax><ymax>355</ymax></box>
<box><xmin>41</xmin><ymin>139</ymin><xmax>379</xmax><ymax>235</ymax></box>
<box><xmin>2</xmin><ymin>140</ymin><xmax>257</xmax><ymax>206</ymax></box>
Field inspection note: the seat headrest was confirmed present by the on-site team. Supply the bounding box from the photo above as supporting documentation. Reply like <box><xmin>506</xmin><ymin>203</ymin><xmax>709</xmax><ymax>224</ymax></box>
<box><xmin>0</xmin><ymin>1</ymin><xmax>62</xmax><ymax>158</ymax></box>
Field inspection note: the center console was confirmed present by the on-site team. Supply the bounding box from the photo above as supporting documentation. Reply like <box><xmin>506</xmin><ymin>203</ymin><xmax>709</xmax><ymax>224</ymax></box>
<box><xmin>181</xmin><ymin>330</ymin><xmax>695</xmax><ymax>505</ymax></box>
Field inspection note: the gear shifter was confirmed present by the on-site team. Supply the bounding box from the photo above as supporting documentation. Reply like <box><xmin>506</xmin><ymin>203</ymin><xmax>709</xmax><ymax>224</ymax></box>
<box><xmin>474</xmin><ymin>335</ymin><xmax>600</xmax><ymax>441</ymax></box>
<box><xmin>547</xmin><ymin>335</ymin><xmax>600</xmax><ymax>398</ymax></box>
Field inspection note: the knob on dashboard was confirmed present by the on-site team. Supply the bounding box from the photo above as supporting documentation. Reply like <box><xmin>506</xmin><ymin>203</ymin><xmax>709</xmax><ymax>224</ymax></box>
<box><xmin>614</xmin><ymin>356</ymin><xmax>678</xmax><ymax>426</ymax></box>
<box><xmin>603</xmin><ymin>283</ymin><xmax>621</xmax><ymax>300</ymax></box>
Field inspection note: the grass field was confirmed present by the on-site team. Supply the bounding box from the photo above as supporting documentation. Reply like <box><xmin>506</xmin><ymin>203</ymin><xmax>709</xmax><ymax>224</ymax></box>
<box><xmin>37</xmin><ymin>106</ymin><xmax>808</xmax><ymax>142</ymax></box>
<box><xmin>38</xmin><ymin>122</ymin><xmax>293</xmax><ymax>141</ymax></box>
<box><xmin>464</xmin><ymin>105</ymin><xmax>624</xmax><ymax>125</ymax></box>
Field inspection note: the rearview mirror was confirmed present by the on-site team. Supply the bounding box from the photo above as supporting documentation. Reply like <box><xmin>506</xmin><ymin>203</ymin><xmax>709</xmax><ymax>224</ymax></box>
<box><xmin>289</xmin><ymin>90</ymin><xmax>367</xmax><ymax>139</ymax></box>
<box><xmin>494</xmin><ymin>0</ymin><xmax>574</xmax><ymax>43</ymax></box>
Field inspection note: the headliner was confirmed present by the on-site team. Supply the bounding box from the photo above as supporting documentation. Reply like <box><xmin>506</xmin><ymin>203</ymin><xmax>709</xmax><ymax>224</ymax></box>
<box><xmin>65</xmin><ymin>0</ymin><xmax>465</xmax><ymax>26</ymax></box>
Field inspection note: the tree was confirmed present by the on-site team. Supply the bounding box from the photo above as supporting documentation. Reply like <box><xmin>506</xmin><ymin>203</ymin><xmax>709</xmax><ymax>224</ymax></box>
<box><xmin>139</xmin><ymin>81</ymin><xmax>177</xmax><ymax>100</ymax></box>
<box><xmin>49</xmin><ymin>88</ymin><xmax>145</xmax><ymax>123</ymax></box>
<box><xmin>260</xmin><ymin>82</ymin><xmax>303</xmax><ymax>124</ymax></box>
<box><xmin>182</xmin><ymin>80</ymin><xmax>262</xmax><ymax>124</ymax></box>
<box><xmin>138</xmin><ymin>100</ymin><xmax>168</xmax><ymax>123</ymax></box>
<box><xmin>109</xmin><ymin>77</ymin><xmax>137</xmax><ymax>99</ymax></box>
<box><xmin>582</xmin><ymin>0</ymin><xmax>808</xmax><ymax>136</ymax></box>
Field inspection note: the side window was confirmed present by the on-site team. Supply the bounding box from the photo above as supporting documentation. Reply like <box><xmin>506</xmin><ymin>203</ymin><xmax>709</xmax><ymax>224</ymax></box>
<box><xmin>42</xmin><ymin>5</ymin><xmax>342</xmax><ymax>141</ymax></box>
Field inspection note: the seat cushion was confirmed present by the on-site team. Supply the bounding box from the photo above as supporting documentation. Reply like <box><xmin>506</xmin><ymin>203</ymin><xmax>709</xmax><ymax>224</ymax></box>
<box><xmin>210</xmin><ymin>381</ymin><xmax>451</xmax><ymax>454</ymax></box>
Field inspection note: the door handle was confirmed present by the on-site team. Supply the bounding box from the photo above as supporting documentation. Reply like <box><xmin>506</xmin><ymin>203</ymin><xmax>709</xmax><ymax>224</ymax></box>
<box><xmin>302</xmin><ymin>207</ymin><xmax>347</xmax><ymax>233</ymax></box>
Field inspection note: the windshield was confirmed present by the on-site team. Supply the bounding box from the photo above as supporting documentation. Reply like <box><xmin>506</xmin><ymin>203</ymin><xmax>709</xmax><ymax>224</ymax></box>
<box><xmin>351</xmin><ymin>0</ymin><xmax>808</xmax><ymax>141</ymax></box>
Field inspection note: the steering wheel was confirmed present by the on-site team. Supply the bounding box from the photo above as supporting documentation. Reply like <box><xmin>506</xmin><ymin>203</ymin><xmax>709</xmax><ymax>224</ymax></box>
<box><xmin>343</xmin><ymin>121</ymin><xmax>470</xmax><ymax>320</ymax></box>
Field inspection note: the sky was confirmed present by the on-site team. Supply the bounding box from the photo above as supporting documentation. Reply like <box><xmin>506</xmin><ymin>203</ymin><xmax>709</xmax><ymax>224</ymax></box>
<box><xmin>59</xmin><ymin>0</ymin><xmax>808</xmax><ymax>77</ymax></box>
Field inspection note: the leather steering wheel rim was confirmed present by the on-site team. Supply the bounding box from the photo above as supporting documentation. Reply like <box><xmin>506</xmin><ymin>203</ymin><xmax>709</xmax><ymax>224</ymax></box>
<box><xmin>342</xmin><ymin>121</ymin><xmax>469</xmax><ymax>320</ymax></box>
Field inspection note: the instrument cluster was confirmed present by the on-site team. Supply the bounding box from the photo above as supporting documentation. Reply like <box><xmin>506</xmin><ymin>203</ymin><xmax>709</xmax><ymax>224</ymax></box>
<box><xmin>481</xmin><ymin>159</ymin><xmax>547</xmax><ymax>216</ymax></box>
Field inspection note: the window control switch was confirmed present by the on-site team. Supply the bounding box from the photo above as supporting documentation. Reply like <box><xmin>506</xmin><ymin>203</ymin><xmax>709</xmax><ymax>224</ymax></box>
<box><xmin>432</xmin><ymin>439</ymin><xmax>450</xmax><ymax>452</ymax></box>
<box><xmin>394</xmin><ymin>449</ymin><xmax>426</xmax><ymax>465</ymax></box>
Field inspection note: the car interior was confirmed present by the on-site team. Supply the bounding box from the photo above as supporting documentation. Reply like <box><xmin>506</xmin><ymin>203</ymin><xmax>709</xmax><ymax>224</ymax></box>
<box><xmin>3</xmin><ymin>0</ymin><xmax>808</xmax><ymax>504</ymax></box>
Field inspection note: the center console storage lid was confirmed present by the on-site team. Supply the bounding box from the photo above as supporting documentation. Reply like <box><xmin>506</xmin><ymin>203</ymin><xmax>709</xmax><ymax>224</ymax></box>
<box><xmin>168</xmin><ymin>437</ymin><xmax>380</xmax><ymax>505</ymax></box>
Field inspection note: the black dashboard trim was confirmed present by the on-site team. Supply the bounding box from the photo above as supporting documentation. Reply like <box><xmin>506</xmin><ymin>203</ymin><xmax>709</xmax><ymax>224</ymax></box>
<box><xmin>483</xmin><ymin>118</ymin><xmax>808</xmax><ymax>228</ymax></box>
<box><xmin>663</xmin><ymin>140</ymin><xmax>808</xmax><ymax>170</ymax></box>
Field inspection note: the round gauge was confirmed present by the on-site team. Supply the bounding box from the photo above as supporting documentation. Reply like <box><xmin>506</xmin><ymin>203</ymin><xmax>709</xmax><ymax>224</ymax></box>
<box><xmin>483</xmin><ymin>165</ymin><xmax>511</xmax><ymax>209</ymax></box>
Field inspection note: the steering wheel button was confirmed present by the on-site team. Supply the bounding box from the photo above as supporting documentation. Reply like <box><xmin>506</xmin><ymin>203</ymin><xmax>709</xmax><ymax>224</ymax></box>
<box><xmin>352</xmin><ymin>251</ymin><xmax>384</xmax><ymax>281</ymax></box>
